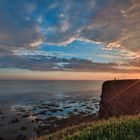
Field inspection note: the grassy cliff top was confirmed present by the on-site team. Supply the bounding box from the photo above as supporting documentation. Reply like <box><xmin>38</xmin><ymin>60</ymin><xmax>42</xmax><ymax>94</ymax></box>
<box><xmin>34</xmin><ymin>114</ymin><xmax>140</xmax><ymax>140</ymax></box>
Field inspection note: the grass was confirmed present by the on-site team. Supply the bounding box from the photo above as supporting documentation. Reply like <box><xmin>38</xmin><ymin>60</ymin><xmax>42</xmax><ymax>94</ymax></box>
<box><xmin>34</xmin><ymin>114</ymin><xmax>140</xmax><ymax>140</ymax></box>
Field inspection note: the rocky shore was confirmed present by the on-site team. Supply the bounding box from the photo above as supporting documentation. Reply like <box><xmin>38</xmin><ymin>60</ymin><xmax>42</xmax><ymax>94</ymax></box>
<box><xmin>0</xmin><ymin>96</ymin><xmax>100</xmax><ymax>140</ymax></box>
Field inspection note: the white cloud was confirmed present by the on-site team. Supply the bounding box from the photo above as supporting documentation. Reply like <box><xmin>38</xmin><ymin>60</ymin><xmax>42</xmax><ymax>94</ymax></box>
<box><xmin>60</xmin><ymin>20</ymin><xmax>70</xmax><ymax>32</ymax></box>
<box><xmin>30</xmin><ymin>39</ymin><xmax>44</xmax><ymax>47</ymax></box>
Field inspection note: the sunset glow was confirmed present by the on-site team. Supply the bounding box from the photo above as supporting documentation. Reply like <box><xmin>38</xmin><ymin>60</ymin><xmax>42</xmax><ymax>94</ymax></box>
<box><xmin>0</xmin><ymin>68</ymin><xmax>140</xmax><ymax>80</ymax></box>
<box><xmin>0</xmin><ymin>0</ymin><xmax>140</xmax><ymax>80</ymax></box>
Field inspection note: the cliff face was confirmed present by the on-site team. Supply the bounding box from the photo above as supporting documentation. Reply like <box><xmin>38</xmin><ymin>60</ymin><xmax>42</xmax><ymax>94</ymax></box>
<box><xmin>99</xmin><ymin>80</ymin><xmax>140</xmax><ymax>119</ymax></box>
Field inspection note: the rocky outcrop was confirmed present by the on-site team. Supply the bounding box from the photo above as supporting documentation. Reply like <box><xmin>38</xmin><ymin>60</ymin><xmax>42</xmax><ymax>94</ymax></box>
<box><xmin>99</xmin><ymin>79</ymin><xmax>140</xmax><ymax>119</ymax></box>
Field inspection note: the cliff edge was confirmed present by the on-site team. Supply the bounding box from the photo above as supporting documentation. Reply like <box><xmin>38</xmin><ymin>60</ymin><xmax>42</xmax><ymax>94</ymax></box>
<box><xmin>99</xmin><ymin>79</ymin><xmax>140</xmax><ymax>119</ymax></box>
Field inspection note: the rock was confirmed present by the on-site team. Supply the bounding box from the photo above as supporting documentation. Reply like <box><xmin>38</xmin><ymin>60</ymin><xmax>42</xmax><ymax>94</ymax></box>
<box><xmin>0</xmin><ymin>136</ymin><xmax>4</xmax><ymax>140</ymax></box>
<box><xmin>37</xmin><ymin>121</ymin><xmax>46</xmax><ymax>127</ymax></box>
<box><xmin>73</xmin><ymin>109</ymin><xmax>78</xmax><ymax>112</ymax></box>
<box><xmin>0</xmin><ymin>110</ymin><xmax>3</xmax><ymax>115</ymax></box>
<box><xmin>20</xmin><ymin>126</ymin><xmax>26</xmax><ymax>131</ymax></box>
<box><xmin>86</xmin><ymin>106</ymin><xmax>93</xmax><ymax>110</ymax></box>
<box><xmin>10</xmin><ymin>118</ymin><xmax>19</xmax><ymax>123</ymax></box>
<box><xmin>22</xmin><ymin>114</ymin><xmax>30</xmax><ymax>118</ymax></box>
<box><xmin>99</xmin><ymin>79</ymin><xmax>140</xmax><ymax>118</ymax></box>
<box><xmin>17</xmin><ymin>135</ymin><xmax>27</xmax><ymax>140</ymax></box>
<box><xmin>48</xmin><ymin>108</ymin><xmax>63</xmax><ymax>112</ymax></box>
<box><xmin>46</xmin><ymin>116</ymin><xmax>57</xmax><ymax>121</ymax></box>
<box><xmin>63</xmin><ymin>106</ymin><xmax>71</xmax><ymax>108</ymax></box>
<box><xmin>39</xmin><ymin>110</ymin><xmax>47</xmax><ymax>115</ymax></box>
<box><xmin>1</xmin><ymin>116</ymin><xmax>5</xmax><ymax>119</ymax></box>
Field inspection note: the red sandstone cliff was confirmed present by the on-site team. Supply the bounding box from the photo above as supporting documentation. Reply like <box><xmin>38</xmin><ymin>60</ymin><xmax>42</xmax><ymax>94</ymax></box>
<box><xmin>98</xmin><ymin>79</ymin><xmax>140</xmax><ymax>119</ymax></box>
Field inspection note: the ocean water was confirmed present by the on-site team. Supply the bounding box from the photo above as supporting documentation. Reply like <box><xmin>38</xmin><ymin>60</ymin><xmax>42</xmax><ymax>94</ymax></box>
<box><xmin>0</xmin><ymin>80</ymin><xmax>103</xmax><ymax>106</ymax></box>
<box><xmin>0</xmin><ymin>80</ymin><xmax>104</xmax><ymax>139</ymax></box>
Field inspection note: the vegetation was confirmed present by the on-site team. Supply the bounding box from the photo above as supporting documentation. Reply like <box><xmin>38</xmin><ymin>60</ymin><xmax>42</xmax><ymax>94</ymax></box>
<box><xmin>36</xmin><ymin>114</ymin><xmax>140</xmax><ymax>140</ymax></box>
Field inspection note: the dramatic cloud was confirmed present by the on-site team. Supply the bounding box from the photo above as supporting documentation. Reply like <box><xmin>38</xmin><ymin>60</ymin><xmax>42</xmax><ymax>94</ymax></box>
<box><xmin>0</xmin><ymin>54</ymin><xmax>140</xmax><ymax>73</ymax></box>
<box><xmin>1</xmin><ymin>0</ymin><xmax>140</xmax><ymax>53</ymax></box>
<box><xmin>0</xmin><ymin>0</ymin><xmax>140</xmax><ymax>74</ymax></box>
<box><xmin>0</xmin><ymin>0</ymin><xmax>43</xmax><ymax>54</ymax></box>
<box><xmin>39</xmin><ymin>0</ymin><xmax>140</xmax><ymax>54</ymax></box>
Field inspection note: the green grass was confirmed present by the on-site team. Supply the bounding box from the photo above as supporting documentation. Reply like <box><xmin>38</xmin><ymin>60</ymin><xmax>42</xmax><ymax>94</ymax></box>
<box><xmin>35</xmin><ymin>114</ymin><xmax>140</xmax><ymax>140</ymax></box>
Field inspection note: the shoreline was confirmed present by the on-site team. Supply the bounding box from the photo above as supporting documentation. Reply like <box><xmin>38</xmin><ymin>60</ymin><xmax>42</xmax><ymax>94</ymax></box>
<box><xmin>0</xmin><ymin>97</ymin><xmax>99</xmax><ymax>140</ymax></box>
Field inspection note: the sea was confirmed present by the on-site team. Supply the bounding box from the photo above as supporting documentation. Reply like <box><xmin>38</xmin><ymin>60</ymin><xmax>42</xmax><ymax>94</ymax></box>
<box><xmin>0</xmin><ymin>80</ymin><xmax>103</xmax><ymax>106</ymax></box>
<box><xmin>0</xmin><ymin>80</ymin><xmax>104</xmax><ymax>139</ymax></box>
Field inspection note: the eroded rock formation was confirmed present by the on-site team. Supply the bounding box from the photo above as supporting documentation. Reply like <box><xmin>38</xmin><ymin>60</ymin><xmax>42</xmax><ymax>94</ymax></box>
<box><xmin>99</xmin><ymin>79</ymin><xmax>140</xmax><ymax>118</ymax></box>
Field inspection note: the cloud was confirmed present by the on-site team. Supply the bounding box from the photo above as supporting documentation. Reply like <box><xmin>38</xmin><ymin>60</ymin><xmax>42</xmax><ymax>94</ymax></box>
<box><xmin>84</xmin><ymin>1</ymin><xmax>140</xmax><ymax>54</ymax></box>
<box><xmin>1</xmin><ymin>0</ymin><xmax>140</xmax><ymax>53</ymax></box>
<box><xmin>29</xmin><ymin>38</ymin><xmax>44</xmax><ymax>47</ymax></box>
<box><xmin>0</xmin><ymin>54</ymin><xmax>140</xmax><ymax>73</ymax></box>
<box><xmin>37</xmin><ymin>0</ymin><xmax>140</xmax><ymax>55</ymax></box>
<box><xmin>0</xmin><ymin>0</ymin><xmax>43</xmax><ymax>54</ymax></box>
<box><xmin>0</xmin><ymin>0</ymin><xmax>140</xmax><ymax>73</ymax></box>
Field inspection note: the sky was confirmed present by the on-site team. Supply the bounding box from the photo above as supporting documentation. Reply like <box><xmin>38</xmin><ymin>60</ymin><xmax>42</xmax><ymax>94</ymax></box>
<box><xmin>0</xmin><ymin>0</ymin><xmax>140</xmax><ymax>80</ymax></box>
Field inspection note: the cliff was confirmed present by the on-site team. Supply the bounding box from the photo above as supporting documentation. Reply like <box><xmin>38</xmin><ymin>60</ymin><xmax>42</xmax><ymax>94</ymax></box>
<box><xmin>99</xmin><ymin>79</ymin><xmax>140</xmax><ymax>118</ymax></box>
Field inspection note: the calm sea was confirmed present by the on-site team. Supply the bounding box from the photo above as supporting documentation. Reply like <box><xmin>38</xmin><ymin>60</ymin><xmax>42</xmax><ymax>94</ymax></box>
<box><xmin>0</xmin><ymin>80</ymin><xmax>103</xmax><ymax>105</ymax></box>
